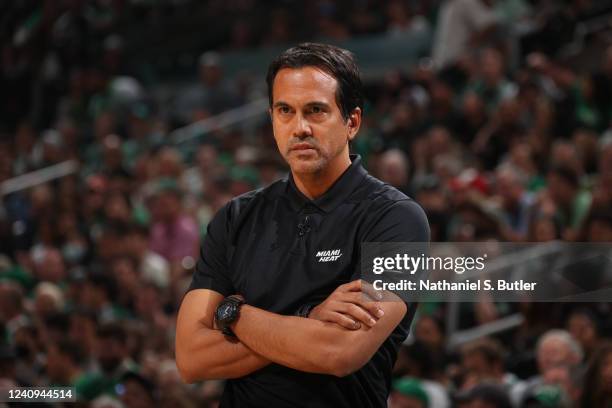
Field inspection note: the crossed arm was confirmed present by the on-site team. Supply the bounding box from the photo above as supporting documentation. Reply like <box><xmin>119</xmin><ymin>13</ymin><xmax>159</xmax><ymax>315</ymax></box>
<box><xmin>175</xmin><ymin>281</ymin><xmax>407</xmax><ymax>382</ymax></box>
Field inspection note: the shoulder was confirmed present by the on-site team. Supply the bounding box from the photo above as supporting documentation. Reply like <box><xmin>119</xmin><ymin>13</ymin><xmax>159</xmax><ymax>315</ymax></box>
<box><xmin>355</xmin><ymin>175</ymin><xmax>430</xmax><ymax>241</ymax></box>
<box><xmin>207</xmin><ymin>178</ymin><xmax>288</xmax><ymax>238</ymax></box>
<box><xmin>223</xmin><ymin>178</ymin><xmax>287</xmax><ymax>220</ymax></box>
<box><xmin>357</xmin><ymin>173</ymin><xmax>422</xmax><ymax>214</ymax></box>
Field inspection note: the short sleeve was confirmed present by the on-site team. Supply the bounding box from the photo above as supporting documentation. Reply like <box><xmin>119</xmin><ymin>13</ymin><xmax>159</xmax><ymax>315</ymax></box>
<box><xmin>353</xmin><ymin>199</ymin><xmax>430</xmax><ymax>281</ymax></box>
<box><xmin>356</xmin><ymin>199</ymin><xmax>430</xmax><ymax>335</ymax></box>
<box><xmin>188</xmin><ymin>202</ymin><xmax>235</xmax><ymax>296</ymax></box>
<box><xmin>363</xmin><ymin>199</ymin><xmax>430</xmax><ymax>243</ymax></box>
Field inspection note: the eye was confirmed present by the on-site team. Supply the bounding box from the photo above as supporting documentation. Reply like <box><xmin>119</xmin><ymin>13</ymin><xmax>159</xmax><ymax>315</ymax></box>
<box><xmin>308</xmin><ymin>105</ymin><xmax>326</xmax><ymax>115</ymax></box>
<box><xmin>278</xmin><ymin>106</ymin><xmax>291</xmax><ymax>114</ymax></box>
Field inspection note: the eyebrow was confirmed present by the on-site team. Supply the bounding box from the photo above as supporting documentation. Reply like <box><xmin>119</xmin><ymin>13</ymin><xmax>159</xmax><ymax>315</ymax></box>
<box><xmin>272</xmin><ymin>101</ymin><xmax>331</xmax><ymax>109</ymax></box>
<box><xmin>304</xmin><ymin>101</ymin><xmax>331</xmax><ymax>109</ymax></box>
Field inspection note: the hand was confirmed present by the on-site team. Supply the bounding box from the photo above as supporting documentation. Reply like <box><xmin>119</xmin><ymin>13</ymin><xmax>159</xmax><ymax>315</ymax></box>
<box><xmin>309</xmin><ymin>280</ymin><xmax>384</xmax><ymax>330</ymax></box>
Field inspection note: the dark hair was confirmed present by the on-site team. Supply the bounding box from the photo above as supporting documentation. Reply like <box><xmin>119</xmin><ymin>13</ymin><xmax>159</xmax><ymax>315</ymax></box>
<box><xmin>266</xmin><ymin>42</ymin><xmax>364</xmax><ymax>120</ymax></box>
<box><xmin>462</xmin><ymin>337</ymin><xmax>505</xmax><ymax>366</ymax></box>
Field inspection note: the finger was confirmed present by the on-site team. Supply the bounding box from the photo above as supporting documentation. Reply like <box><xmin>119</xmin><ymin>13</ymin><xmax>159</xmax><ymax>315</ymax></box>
<box><xmin>339</xmin><ymin>303</ymin><xmax>378</xmax><ymax>327</ymax></box>
<box><xmin>361</xmin><ymin>280</ymin><xmax>383</xmax><ymax>301</ymax></box>
<box><xmin>342</xmin><ymin>292</ymin><xmax>385</xmax><ymax>319</ymax></box>
<box><xmin>324</xmin><ymin>311</ymin><xmax>361</xmax><ymax>330</ymax></box>
<box><xmin>338</xmin><ymin>279</ymin><xmax>362</xmax><ymax>293</ymax></box>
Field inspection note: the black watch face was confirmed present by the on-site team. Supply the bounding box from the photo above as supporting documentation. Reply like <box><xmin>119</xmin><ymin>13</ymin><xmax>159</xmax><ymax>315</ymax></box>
<box><xmin>218</xmin><ymin>302</ymin><xmax>235</xmax><ymax>321</ymax></box>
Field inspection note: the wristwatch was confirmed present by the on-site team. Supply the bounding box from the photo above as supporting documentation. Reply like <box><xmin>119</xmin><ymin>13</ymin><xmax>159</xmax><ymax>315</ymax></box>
<box><xmin>215</xmin><ymin>295</ymin><xmax>245</xmax><ymax>337</ymax></box>
<box><xmin>295</xmin><ymin>303</ymin><xmax>316</xmax><ymax>318</ymax></box>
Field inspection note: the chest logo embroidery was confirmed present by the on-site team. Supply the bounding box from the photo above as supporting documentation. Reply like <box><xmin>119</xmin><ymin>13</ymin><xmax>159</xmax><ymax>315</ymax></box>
<box><xmin>316</xmin><ymin>249</ymin><xmax>343</xmax><ymax>262</ymax></box>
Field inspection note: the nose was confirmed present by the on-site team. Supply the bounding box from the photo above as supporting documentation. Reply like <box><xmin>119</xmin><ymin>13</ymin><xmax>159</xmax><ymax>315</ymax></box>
<box><xmin>293</xmin><ymin>113</ymin><xmax>312</xmax><ymax>139</ymax></box>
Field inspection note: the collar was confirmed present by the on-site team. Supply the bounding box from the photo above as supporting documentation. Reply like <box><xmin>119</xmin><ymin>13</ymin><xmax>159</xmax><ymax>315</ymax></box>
<box><xmin>286</xmin><ymin>154</ymin><xmax>368</xmax><ymax>213</ymax></box>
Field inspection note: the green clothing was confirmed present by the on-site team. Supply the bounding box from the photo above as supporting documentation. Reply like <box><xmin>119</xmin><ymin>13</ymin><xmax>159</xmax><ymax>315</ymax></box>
<box><xmin>556</xmin><ymin>190</ymin><xmax>592</xmax><ymax>229</ymax></box>
<box><xmin>569</xmin><ymin>190</ymin><xmax>592</xmax><ymax>229</ymax></box>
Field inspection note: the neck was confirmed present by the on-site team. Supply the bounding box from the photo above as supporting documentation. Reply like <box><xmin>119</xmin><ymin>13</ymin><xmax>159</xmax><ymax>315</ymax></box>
<box><xmin>292</xmin><ymin>153</ymin><xmax>351</xmax><ymax>200</ymax></box>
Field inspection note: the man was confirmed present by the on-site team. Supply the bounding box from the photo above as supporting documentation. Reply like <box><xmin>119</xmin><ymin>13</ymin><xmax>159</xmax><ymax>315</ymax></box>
<box><xmin>510</xmin><ymin>329</ymin><xmax>583</xmax><ymax>406</ymax></box>
<box><xmin>494</xmin><ymin>164</ymin><xmax>535</xmax><ymax>241</ymax></box>
<box><xmin>176</xmin><ymin>43</ymin><xmax>429</xmax><ymax>407</ymax></box>
<box><xmin>432</xmin><ymin>0</ymin><xmax>498</xmax><ymax>70</ymax></box>
<box><xmin>148</xmin><ymin>179</ymin><xmax>200</xmax><ymax>264</ymax></box>
<box><xmin>459</xmin><ymin>337</ymin><xmax>520</xmax><ymax>391</ymax></box>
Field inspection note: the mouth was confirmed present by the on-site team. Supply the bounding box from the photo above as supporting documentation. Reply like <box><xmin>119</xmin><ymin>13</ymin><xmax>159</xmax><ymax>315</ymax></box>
<box><xmin>289</xmin><ymin>143</ymin><xmax>317</xmax><ymax>152</ymax></box>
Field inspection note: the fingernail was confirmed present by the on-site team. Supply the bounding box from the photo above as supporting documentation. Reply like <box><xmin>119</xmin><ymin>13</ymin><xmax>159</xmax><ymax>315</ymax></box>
<box><xmin>369</xmin><ymin>319</ymin><xmax>376</xmax><ymax>326</ymax></box>
<box><xmin>376</xmin><ymin>309</ymin><xmax>384</xmax><ymax>317</ymax></box>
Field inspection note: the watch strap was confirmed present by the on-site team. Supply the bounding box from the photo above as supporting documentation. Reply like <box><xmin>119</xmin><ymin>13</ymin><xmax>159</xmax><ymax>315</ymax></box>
<box><xmin>216</xmin><ymin>295</ymin><xmax>245</xmax><ymax>338</ymax></box>
<box><xmin>295</xmin><ymin>303</ymin><xmax>316</xmax><ymax>318</ymax></box>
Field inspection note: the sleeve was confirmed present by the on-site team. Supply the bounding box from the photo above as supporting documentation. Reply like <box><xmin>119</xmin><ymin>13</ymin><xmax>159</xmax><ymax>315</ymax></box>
<box><xmin>353</xmin><ymin>199</ymin><xmax>430</xmax><ymax>289</ymax></box>
<box><xmin>356</xmin><ymin>199</ymin><xmax>430</xmax><ymax>337</ymax></box>
<box><xmin>362</xmin><ymin>199</ymin><xmax>430</xmax><ymax>243</ymax></box>
<box><xmin>187</xmin><ymin>202</ymin><xmax>235</xmax><ymax>296</ymax></box>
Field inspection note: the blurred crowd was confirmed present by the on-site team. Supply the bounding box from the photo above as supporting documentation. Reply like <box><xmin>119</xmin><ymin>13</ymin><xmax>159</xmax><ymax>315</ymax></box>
<box><xmin>2</xmin><ymin>0</ymin><xmax>612</xmax><ymax>407</ymax></box>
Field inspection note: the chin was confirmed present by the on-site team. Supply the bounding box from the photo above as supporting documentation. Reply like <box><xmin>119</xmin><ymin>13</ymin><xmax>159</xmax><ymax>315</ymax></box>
<box><xmin>288</xmin><ymin>157</ymin><xmax>326</xmax><ymax>175</ymax></box>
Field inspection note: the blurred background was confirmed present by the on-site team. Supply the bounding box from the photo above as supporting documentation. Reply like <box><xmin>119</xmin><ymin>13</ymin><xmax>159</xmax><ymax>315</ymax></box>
<box><xmin>1</xmin><ymin>0</ymin><xmax>612</xmax><ymax>407</ymax></box>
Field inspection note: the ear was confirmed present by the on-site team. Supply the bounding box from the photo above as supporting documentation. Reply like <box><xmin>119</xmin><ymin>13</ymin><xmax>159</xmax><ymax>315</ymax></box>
<box><xmin>347</xmin><ymin>107</ymin><xmax>362</xmax><ymax>141</ymax></box>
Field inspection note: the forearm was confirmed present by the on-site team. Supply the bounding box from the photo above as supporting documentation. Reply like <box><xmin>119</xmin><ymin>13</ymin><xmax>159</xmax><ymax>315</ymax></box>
<box><xmin>232</xmin><ymin>305</ymin><xmax>366</xmax><ymax>376</ymax></box>
<box><xmin>177</xmin><ymin>325</ymin><xmax>270</xmax><ymax>381</ymax></box>
<box><xmin>175</xmin><ymin>289</ymin><xmax>271</xmax><ymax>382</ymax></box>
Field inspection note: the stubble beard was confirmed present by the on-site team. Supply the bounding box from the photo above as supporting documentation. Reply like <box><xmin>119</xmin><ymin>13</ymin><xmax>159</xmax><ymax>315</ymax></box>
<box><xmin>288</xmin><ymin>154</ymin><xmax>327</xmax><ymax>176</ymax></box>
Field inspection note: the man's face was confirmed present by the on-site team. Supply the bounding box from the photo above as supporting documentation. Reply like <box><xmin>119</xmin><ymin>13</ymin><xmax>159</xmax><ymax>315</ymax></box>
<box><xmin>270</xmin><ymin>67</ymin><xmax>360</xmax><ymax>175</ymax></box>
<box><xmin>537</xmin><ymin>338</ymin><xmax>576</xmax><ymax>374</ymax></box>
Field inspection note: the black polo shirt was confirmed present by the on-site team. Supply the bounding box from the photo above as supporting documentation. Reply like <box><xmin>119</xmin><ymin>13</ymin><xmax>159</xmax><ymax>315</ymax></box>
<box><xmin>189</xmin><ymin>155</ymin><xmax>429</xmax><ymax>408</ymax></box>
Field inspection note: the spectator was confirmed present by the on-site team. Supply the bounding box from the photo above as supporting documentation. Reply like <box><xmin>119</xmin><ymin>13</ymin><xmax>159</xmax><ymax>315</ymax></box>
<box><xmin>148</xmin><ymin>179</ymin><xmax>199</xmax><ymax>265</ymax></box>
<box><xmin>0</xmin><ymin>282</ymin><xmax>28</xmax><ymax>339</ymax></box>
<box><xmin>459</xmin><ymin>337</ymin><xmax>519</xmax><ymax>391</ymax></box>
<box><xmin>45</xmin><ymin>339</ymin><xmax>86</xmax><ymax>390</ymax></box>
<box><xmin>537</xmin><ymin>330</ymin><xmax>583</xmax><ymax>378</ymax></box>
<box><xmin>377</xmin><ymin>148</ymin><xmax>412</xmax><ymax>195</ymax></box>
<box><xmin>118</xmin><ymin>372</ymin><xmax>157</xmax><ymax>408</ymax></box>
<box><xmin>512</xmin><ymin>329</ymin><xmax>583</xmax><ymax>405</ymax></box>
<box><xmin>494</xmin><ymin>164</ymin><xmax>536</xmax><ymax>241</ymax></box>
<box><xmin>172</xmin><ymin>51</ymin><xmax>242</xmax><ymax>125</ymax></box>
<box><xmin>591</xmin><ymin>136</ymin><xmax>612</xmax><ymax>210</ymax></box>
<box><xmin>34</xmin><ymin>282</ymin><xmax>65</xmax><ymax>319</ymax></box>
<box><xmin>581</xmin><ymin>208</ymin><xmax>612</xmax><ymax>242</ymax></box>
<box><xmin>455</xmin><ymin>382</ymin><xmax>513</xmax><ymax>408</ymax></box>
<box><xmin>433</xmin><ymin>0</ymin><xmax>498</xmax><ymax>69</ymax></box>
<box><xmin>123</xmin><ymin>225</ymin><xmax>170</xmax><ymax>290</ymax></box>
<box><xmin>566</xmin><ymin>308</ymin><xmax>601</xmax><ymax>361</ymax></box>
<box><xmin>467</xmin><ymin>48</ymin><xmax>517</xmax><ymax>113</ymax></box>
<box><xmin>581</xmin><ymin>342</ymin><xmax>612</xmax><ymax>408</ymax></box>
<box><xmin>544</xmin><ymin>165</ymin><xmax>592</xmax><ymax>238</ymax></box>
<box><xmin>80</xmin><ymin>273</ymin><xmax>127</xmax><ymax>322</ymax></box>
<box><xmin>385</xmin><ymin>0</ymin><xmax>430</xmax><ymax>38</ymax></box>
<box><xmin>77</xmin><ymin>322</ymin><xmax>137</xmax><ymax>401</ymax></box>
<box><xmin>389</xmin><ymin>377</ymin><xmax>430</xmax><ymax>408</ymax></box>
